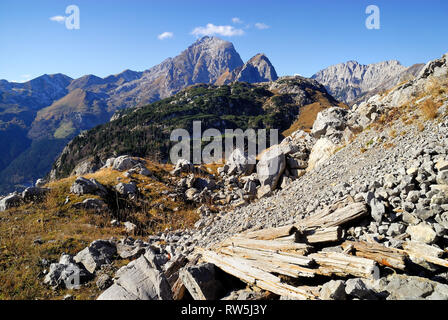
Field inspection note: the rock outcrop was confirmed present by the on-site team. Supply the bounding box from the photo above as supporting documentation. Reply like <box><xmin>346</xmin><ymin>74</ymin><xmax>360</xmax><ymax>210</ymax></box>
<box><xmin>312</xmin><ymin>60</ymin><xmax>424</xmax><ymax>103</ymax></box>
<box><xmin>216</xmin><ymin>53</ymin><xmax>278</xmax><ymax>84</ymax></box>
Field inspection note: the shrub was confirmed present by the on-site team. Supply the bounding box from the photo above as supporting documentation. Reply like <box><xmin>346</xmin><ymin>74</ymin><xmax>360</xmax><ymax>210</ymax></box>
<box><xmin>419</xmin><ymin>98</ymin><xmax>439</xmax><ymax>120</ymax></box>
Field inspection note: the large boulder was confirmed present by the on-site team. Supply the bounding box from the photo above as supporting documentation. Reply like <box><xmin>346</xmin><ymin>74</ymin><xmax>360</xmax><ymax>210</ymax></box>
<box><xmin>115</xmin><ymin>182</ymin><xmax>138</xmax><ymax>196</ymax></box>
<box><xmin>111</xmin><ymin>155</ymin><xmax>144</xmax><ymax>172</ymax></box>
<box><xmin>117</xmin><ymin>240</ymin><xmax>146</xmax><ymax>260</ymax></box>
<box><xmin>70</xmin><ymin>177</ymin><xmax>107</xmax><ymax>197</ymax></box>
<box><xmin>256</xmin><ymin>145</ymin><xmax>286</xmax><ymax>198</ymax></box>
<box><xmin>97</xmin><ymin>250</ymin><xmax>172</xmax><ymax>300</ymax></box>
<box><xmin>383</xmin><ymin>274</ymin><xmax>448</xmax><ymax>300</ymax></box>
<box><xmin>0</xmin><ymin>193</ymin><xmax>22</xmax><ymax>211</ymax></box>
<box><xmin>74</xmin><ymin>240</ymin><xmax>117</xmax><ymax>274</ymax></box>
<box><xmin>307</xmin><ymin>137</ymin><xmax>339</xmax><ymax>171</ymax></box>
<box><xmin>226</xmin><ymin>148</ymin><xmax>255</xmax><ymax>176</ymax></box>
<box><xmin>171</xmin><ymin>159</ymin><xmax>195</xmax><ymax>175</ymax></box>
<box><xmin>311</xmin><ymin>107</ymin><xmax>348</xmax><ymax>139</ymax></box>
<box><xmin>71</xmin><ymin>158</ymin><xmax>101</xmax><ymax>176</ymax></box>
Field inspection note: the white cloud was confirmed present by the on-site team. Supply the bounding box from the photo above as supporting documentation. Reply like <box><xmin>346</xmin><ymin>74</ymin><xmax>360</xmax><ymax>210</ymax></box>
<box><xmin>232</xmin><ymin>17</ymin><xmax>243</xmax><ymax>24</ymax></box>
<box><xmin>191</xmin><ymin>23</ymin><xmax>244</xmax><ymax>37</ymax></box>
<box><xmin>158</xmin><ymin>32</ymin><xmax>174</xmax><ymax>40</ymax></box>
<box><xmin>50</xmin><ymin>15</ymin><xmax>66</xmax><ymax>23</ymax></box>
<box><xmin>255</xmin><ymin>22</ymin><xmax>270</xmax><ymax>30</ymax></box>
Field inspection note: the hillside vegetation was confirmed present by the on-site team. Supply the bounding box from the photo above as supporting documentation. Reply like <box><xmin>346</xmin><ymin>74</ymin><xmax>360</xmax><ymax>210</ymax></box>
<box><xmin>51</xmin><ymin>78</ymin><xmax>340</xmax><ymax>179</ymax></box>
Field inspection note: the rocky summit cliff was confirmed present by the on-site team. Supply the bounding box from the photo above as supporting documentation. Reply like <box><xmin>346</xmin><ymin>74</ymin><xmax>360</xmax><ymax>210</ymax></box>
<box><xmin>0</xmin><ymin>36</ymin><xmax>278</xmax><ymax>194</ymax></box>
<box><xmin>0</xmin><ymin>51</ymin><xmax>447</xmax><ymax>301</ymax></box>
<box><xmin>312</xmin><ymin>60</ymin><xmax>424</xmax><ymax>103</ymax></box>
<box><xmin>216</xmin><ymin>53</ymin><xmax>278</xmax><ymax>85</ymax></box>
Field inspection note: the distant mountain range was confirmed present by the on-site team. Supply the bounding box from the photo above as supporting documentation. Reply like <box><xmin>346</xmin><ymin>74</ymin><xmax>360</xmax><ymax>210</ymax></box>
<box><xmin>312</xmin><ymin>60</ymin><xmax>424</xmax><ymax>103</ymax></box>
<box><xmin>0</xmin><ymin>36</ymin><xmax>278</xmax><ymax>194</ymax></box>
<box><xmin>0</xmin><ymin>35</ymin><xmax>428</xmax><ymax>194</ymax></box>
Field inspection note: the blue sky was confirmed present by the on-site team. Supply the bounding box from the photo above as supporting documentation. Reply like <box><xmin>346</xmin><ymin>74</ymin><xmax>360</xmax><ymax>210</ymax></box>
<box><xmin>1</xmin><ymin>0</ymin><xmax>447</xmax><ymax>82</ymax></box>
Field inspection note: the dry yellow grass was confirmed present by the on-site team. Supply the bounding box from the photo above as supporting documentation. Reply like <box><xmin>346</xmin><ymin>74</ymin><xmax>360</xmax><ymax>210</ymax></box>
<box><xmin>389</xmin><ymin>129</ymin><xmax>397</xmax><ymax>138</ymax></box>
<box><xmin>0</xmin><ymin>159</ymin><xmax>201</xmax><ymax>300</ymax></box>
<box><xmin>419</xmin><ymin>98</ymin><xmax>440</xmax><ymax>120</ymax></box>
<box><xmin>282</xmin><ymin>92</ymin><xmax>347</xmax><ymax>137</ymax></box>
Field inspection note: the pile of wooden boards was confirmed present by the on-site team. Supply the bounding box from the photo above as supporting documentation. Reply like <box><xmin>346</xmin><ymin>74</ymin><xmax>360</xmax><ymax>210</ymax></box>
<box><xmin>196</xmin><ymin>197</ymin><xmax>448</xmax><ymax>299</ymax></box>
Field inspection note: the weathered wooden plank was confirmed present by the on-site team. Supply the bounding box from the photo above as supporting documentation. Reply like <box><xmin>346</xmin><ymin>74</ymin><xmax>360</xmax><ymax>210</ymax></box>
<box><xmin>242</xmin><ymin>226</ymin><xmax>343</xmax><ymax>245</ymax></box>
<box><xmin>240</xmin><ymin>225</ymin><xmax>296</xmax><ymax>241</ymax></box>
<box><xmin>172</xmin><ymin>277</ymin><xmax>187</xmax><ymax>300</ymax></box>
<box><xmin>402</xmin><ymin>241</ymin><xmax>448</xmax><ymax>268</ymax></box>
<box><xmin>219</xmin><ymin>247</ymin><xmax>315</xmax><ymax>278</ymax></box>
<box><xmin>232</xmin><ymin>197</ymin><xmax>357</xmax><ymax>242</ymax></box>
<box><xmin>297</xmin><ymin>202</ymin><xmax>368</xmax><ymax>230</ymax></box>
<box><xmin>341</xmin><ymin>241</ymin><xmax>408</xmax><ymax>270</ymax></box>
<box><xmin>199</xmin><ymin>249</ymin><xmax>317</xmax><ymax>300</ymax></box>
<box><xmin>220</xmin><ymin>237</ymin><xmax>311</xmax><ymax>254</ymax></box>
<box><xmin>219</xmin><ymin>246</ymin><xmax>314</xmax><ymax>267</ymax></box>
<box><xmin>309</xmin><ymin>251</ymin><xmax>378</xmax><ymax>279</ymax></box>
<box><xmin>300</xmin><ymin>226</ymin><xmax>343</xmax><ymax>244</ymax></box>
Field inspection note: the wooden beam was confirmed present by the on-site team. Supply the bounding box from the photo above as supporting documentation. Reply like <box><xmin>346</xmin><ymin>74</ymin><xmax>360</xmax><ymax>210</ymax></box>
<box><xmin>219</xmin><ymin>246</ymin><xmax>315</xmax><ymax>278</ymax></box>
<box><xmin>300</xmin><ymin>226</ymin><xmax>343</xmax><ymax>244</ymax></box>
<box><xmin>240</xmin><ymin>225</ymin><xmax>296</xmax><ymax>241</ymax></box>
<box><xmin>198</xmin><ymin>249</ymin><xmax>317</xmax><ymax>300</ymax></box>
<box><xmin>402</xmin><ymin>241</ymin><xmax>448</xmax><ymax>268</ymax></box>
<box><xmin>309</xmin><ymin>251</ymin><xmax>379</xmax><ymax>279</ymax></box>
<box><xmin>297</xmin><ymin>202</ymin><xmax>368</xmax><ymax>230</ymax></box>
<box><xmin>220</xmin><ymin>237</ymin><xmax>311</xmax><ymax>255</ymax></box>
<box><xmin>219</xmin><ymin>246</ymin><xmax>314</xmax><ymax>267</ymax></box>
<box><xmin>342</xmin><ymin>241</ymin><xmax>407</xmax><ymax>270</ymax></box>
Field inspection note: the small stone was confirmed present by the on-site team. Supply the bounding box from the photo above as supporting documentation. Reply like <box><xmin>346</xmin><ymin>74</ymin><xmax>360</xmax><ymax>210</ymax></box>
<box><xmin>406</xmin><ymin>191</ymin><xmax>420</xmax><ymax>203</ymax></box>
<box><xmin>406</xmin><ymin>222</ymin><xmax>437</xmax><ymax>244</ymax></box>
<box><xmin>124</xmin><ymin>221</ymin><xmax>137</xmax><ymax>233</ymax></box>
<box><xmin>345</xmin><ymin>278</ymin><xmax>378</xmax><ymax>300</ymax></box>
<box><xmin>436</xmin><ymin>170</ymin><xmax>448</xmax><ymax>185</ymax></box>
<box><xmin>320</xmin><ymin>280</ymin><xmax>346</xmax><ymax>300</ymax></box>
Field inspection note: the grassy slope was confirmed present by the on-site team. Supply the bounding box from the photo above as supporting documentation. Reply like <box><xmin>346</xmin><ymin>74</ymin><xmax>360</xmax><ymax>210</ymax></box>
<box><xmin>0</xmin><ymin>161</ymin><xmax>202</xmax><ymax>300</ymax></box>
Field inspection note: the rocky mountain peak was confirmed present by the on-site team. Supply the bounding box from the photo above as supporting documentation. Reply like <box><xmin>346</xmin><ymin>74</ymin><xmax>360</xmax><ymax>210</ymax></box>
<box><xmin>215</xmin><ymin>53</ymin><xmax>278</xmax><ymax>85</ymax></box>
<box><xmin>236</xmin><ymin>53</ymin><xmax>278</xmax><ymax>83</ymax></box>
<box><xmin>312</xmin><ymin>59</ymin><xmax>423</xmax><ymax>103</ymax></box>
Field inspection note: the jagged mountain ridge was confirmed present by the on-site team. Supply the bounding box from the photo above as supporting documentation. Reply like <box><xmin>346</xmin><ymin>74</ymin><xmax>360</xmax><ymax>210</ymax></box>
<box><xmin>312</xmin><ymin>60</ymin><xmax>424</xmax><ymax>103</ymax></box>
<box><xmin>216</xmin><ymin>53</ymin><xmax>278</xmax><ymax>85</ymax></box>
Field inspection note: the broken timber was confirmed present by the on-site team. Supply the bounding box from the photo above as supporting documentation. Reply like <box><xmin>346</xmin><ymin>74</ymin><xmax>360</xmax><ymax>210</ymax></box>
<box><xmin>309</xmin><ymin>251</ymin><xmax>379</xmax><ymax>279</ymax></box>
<box><xmin>220</xmin><ymin>237</ymin><xmax>311</xmax><ymax>254</ymax></box>
<box><xmin>195</xmin><ymin>200</ymin><xmax>381</xmax><ymax>299</ymax></box>
<box><xmin>198</xmin><ymin>249</ymin><xmax>318</xmax><ymax>300</ymax></box>
<box><xmin>341</xmin><ymin>241</ymin><xmax>408</xmax><ymax>270</ymax></box>
<box><xmin>402</xmin><ymin>241</ymin><xmax>448</xmax><ymax>268</ymax></box>
<box><xmin>239</xmin><ymin>201</ymin><xmax>367</xmax><ymax>242</ymax></box>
